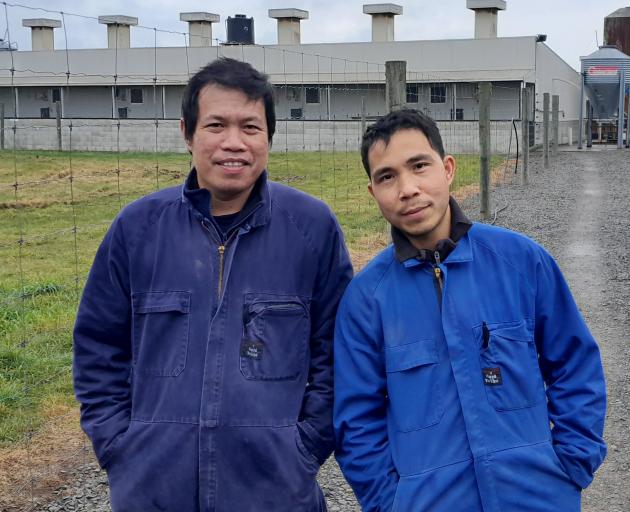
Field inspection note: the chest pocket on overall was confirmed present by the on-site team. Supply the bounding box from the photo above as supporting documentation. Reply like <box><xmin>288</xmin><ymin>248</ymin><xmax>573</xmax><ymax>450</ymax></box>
<box><xmin>131</xmin><ymin>291</ymin><xmax>191</xmax><ymax>377</ymax></box>
<box><xmin>240</xmin><ymin>294</ymin><xmax>310</xmax><ymax>381</ymax></box>
<box><xmin>476</xmin><ymin>320</ymin><xmax>544</xmax><ymax>411</ymax></box>
<box><xmin>385</xmin><ymin>339</ymin><xmax>444</xmax><ymax>432</ymax></box>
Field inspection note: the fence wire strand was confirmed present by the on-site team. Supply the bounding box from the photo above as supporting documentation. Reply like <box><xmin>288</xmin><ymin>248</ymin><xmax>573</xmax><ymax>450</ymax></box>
<box><xmin>0</xmin><ymin>3</ymin><xmax>534</xmax><ymax>509</ymax></box>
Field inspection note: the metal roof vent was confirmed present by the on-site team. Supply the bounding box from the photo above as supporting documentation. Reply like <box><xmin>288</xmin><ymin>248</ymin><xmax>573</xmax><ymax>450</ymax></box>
<box><xmin>362</xmin><ymin>4</ymin><xmax>402</xmax><ymax>42</ymax></box>
<box><xmin>268</xmin><ymin>9</ymin><xmax>308</xmax><ymax>45</ymax></box>
<box><xmin>466</xmin><ymin>0</ymin><xmax>506</xmax><ymax>39</ymax></box>
<box><xmin>22</xmin><ymin>18</ymin><xmax>61</xmax><ymax>51</ymax></box>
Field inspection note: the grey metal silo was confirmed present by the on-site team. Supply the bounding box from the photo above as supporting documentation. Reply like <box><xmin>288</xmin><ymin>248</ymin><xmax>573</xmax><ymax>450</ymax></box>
<box><xmin>578</xmin><ymin>45</ymin><xmax>630</xmax><ymax>148</ymax></box>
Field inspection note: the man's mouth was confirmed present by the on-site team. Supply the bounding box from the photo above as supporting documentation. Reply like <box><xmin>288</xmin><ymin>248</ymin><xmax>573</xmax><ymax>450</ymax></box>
<box><xmin>217</xmin><ymin>159</ymin><xmax>249</xmax><ymax>168</ymax></box>
<box><xmin>402</xmin><ymin>204</ymin><xmax>430</xmax><ymax>216</ymax></box>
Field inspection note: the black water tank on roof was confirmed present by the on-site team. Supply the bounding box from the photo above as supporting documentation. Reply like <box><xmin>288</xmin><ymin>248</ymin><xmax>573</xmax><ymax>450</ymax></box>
<box><xmin>227</xmin><ymin>14</ymin><xmax>255</xmax><ymax>44</ymax></box>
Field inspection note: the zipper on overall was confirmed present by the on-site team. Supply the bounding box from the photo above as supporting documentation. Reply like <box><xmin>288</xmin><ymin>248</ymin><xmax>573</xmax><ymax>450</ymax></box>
<box><xmin>202</xmin><ymin>202</ymin><xmax>262</xmax><ymax>302</ymax></box>
<box><xmin>433</xmin><ymin>250</ymin><xmax>444</xmax><ymax>311</ymax></box>
<box><xmin>216</xmin><ymin>230</ymin><xmax>238</xmax><ymax>300</ymax></box>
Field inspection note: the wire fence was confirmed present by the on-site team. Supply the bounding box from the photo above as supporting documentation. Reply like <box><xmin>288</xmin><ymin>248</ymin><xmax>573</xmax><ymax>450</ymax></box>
<box><xmin>0</xmin><ymin>2</ymin><xmax>562</xmax><ymax>510</ymax></box>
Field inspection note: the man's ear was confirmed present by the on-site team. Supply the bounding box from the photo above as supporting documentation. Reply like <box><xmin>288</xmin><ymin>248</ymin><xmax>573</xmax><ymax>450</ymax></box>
<box><xmin>180</xmin><ymin>118</ymin><xmax>192</xmax><ymax>153</ymax></box>
<box><xmin>443</xmin><ymin>155</ymin><xmax>456</xmax><ymax>185</ymax></box>
<box><xmin>367</xmin><ymin>180</ymin><xmax>374</xmax><ymax>198</ymax></box>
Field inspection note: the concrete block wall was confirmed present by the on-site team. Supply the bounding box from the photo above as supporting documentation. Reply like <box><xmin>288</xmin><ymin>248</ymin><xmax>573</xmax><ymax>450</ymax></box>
<box><xmin>2</xmin><ymin>119</ymin><xmax>188</xmax><ymax>152</ymax></box>
<box><xmin>1</xmin><ymin>118</ymin><xmax>521</xmax><ymax>154</ymax></box>
<box><xmin>556</xmin><ymin>120</ymin><xmax>580</xmax><ymax>145</ymax></box>
<box><xmin>532</xmin><ymin>120</ymin><xmax>580</xmax><ymax>147</ymax></box>
<box><xmin>272</xmin><ymin>120</ymin><xmax>364</xmax><ymax>152</ymax></box>
<box><xmin>439</xmin><ymin>121</ymin><xmax>521</xmax><ymax>154</ymax></box>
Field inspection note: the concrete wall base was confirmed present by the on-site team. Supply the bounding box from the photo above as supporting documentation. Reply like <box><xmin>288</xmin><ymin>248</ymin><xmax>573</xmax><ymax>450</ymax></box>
<box><xmin>0</xmin><ymin>118</ymin><xmax>561</xmax><ymax>155</ymax></box>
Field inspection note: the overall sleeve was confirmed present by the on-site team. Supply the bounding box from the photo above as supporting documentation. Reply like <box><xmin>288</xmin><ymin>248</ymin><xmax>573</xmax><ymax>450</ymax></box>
<box><xmin>334</xmin><ymin>283</ymin><xmax>399</xmax><ymax>512</ymax></box>
<box><xmin>297</xmin><ymin>214</ymin><xmax>353</xmax><ymax>464</ymax></box>
<box><xmin>534</xmin><ymin>249</ymin><xmax>607</xmax><ymax>489</ymax></box>
<box><xmin>73</xmin><ymin>216</ymin><xmax>132</xmax><ymax>468</ymax></box>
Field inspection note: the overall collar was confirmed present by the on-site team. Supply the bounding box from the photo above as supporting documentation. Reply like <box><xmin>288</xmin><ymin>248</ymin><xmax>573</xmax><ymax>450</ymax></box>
<box><xmin>393</xmin><ymin>196</ymin><xmax>473</xmax><ymax>265</ymax></box>
<box><xmin>181</xmin><ymin>168</ymin><xmax>271</xmax><ymax>230</ymax></box>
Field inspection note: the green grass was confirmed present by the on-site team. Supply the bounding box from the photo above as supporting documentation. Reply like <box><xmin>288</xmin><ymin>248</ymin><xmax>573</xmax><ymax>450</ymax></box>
<box><xmin>0</xmin><ymin>147</ymin><xmax>486</xmax><ymax>447</ymax></box>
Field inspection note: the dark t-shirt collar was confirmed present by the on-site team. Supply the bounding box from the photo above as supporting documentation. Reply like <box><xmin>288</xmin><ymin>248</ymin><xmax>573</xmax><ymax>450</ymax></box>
<box><xmin>183</xmin><ymin>168</ymin><xmax>265</xmax><ymax>238</ymax></box>
<box><xmin>392</xmin><ymin>196</ymin><xmax>472</xmax><ymax>263</ymax></box>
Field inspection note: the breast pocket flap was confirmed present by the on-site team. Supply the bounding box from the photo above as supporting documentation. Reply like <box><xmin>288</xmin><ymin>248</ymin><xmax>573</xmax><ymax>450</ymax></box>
<box><xmin>386</xmin><ymin>340</ymin><xmax>438</xmax><ymax>373</ymax></box>
<box><xmin>132</xmin><ymin>291</ymin><xmax>190</xmax><ymax>314</ymax></box>
<box><xmin>476</xmin><ymin>319</ymin><xmax>542</xmax><ymax>411</ymax></box>
<box><xmin>240</xmin><ymin>293</ymin><xmax>310</xmax><ymax>381</ymax></box>
<box><xmin>492</xmin><ymin>324</ymin><xmax>533</xmax><ymax>343</ymax></box>
<box><xmin>131</xmin><ymin>291</ymin><xmax>191</xmax><ymax>377</ymax></box>
<box><xmin>474</xmin><ymin>319</ymin><xmax>534</xmax><ymax>346</ymax></box>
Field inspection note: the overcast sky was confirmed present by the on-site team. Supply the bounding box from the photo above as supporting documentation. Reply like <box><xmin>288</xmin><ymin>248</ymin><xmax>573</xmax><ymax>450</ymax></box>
<box><xmin>1</xmin><ymin>1</ymin><xmax>627</xmax><ymax>70</ymax></box>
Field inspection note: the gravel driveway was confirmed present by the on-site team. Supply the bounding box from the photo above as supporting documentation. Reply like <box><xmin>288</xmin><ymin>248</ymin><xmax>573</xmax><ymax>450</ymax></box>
<box><xmin>36</xmin><ymin>147</ymin><xmax>629</xmax><ymax>512</ymax></box>
<box><xmin>470</xmin><ymin>148</ymin><xmax>630</xmax><ymax>512</ymax></box>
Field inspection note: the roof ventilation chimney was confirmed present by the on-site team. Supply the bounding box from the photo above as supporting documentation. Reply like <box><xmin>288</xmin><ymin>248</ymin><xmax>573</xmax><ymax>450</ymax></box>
<box><xmin>268</xmin><ymin>9</ymin><xmax>308</xmax><ymax>45</ymax></box>
<box><xmin>180</xmin><ymin>12</ymin><xmax>220</xmax><ymax>47</ymax></box>
<box><xmin>98</xmin><ymin>15</ymin><xmax>138</xmax><ymax>49</ymax></box>
<box><xmin>22</xmin><ymin>18</ymin><xmax>61</xmax><ymax>51</ymax></box>
<box><xmin>466</xmin><ymin>0</ymin><xmax>506</xmax><ymax>39</ymax></box>
<box><xmin>363</xmin><ymin>4</ymin><xmax>402</xmax><ymax>42</ymax></box>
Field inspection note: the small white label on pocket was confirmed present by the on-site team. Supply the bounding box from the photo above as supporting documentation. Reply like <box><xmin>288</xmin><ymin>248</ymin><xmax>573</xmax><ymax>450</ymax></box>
<box><xmin>483</xmin><ymin>367</ymin><xmax>503</xmax><ymax>386</ymax></box>
<box><xmin>241</xmin><ymin>340</ymin><xmax>264</xmax><ymax>360</ymax></box>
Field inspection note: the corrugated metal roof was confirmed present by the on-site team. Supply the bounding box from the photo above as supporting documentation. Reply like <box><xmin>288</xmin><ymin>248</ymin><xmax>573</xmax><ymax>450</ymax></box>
<box><xmin>605</xmin><ymin>7</ymin><xmax>630</xmax><ymax>18</ymax></box>
<box><xmin>581</xmin><ymin>45</ymin><xmax>630</xmax><ymax>61</ymax></box>
<box><xmin>581</xmin><ymin>46</ymin><xmax>630</xmax><ymax>85</ymax></box>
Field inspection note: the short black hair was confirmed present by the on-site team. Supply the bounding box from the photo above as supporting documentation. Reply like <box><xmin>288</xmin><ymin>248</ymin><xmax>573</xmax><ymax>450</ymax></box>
<box><xmin>361</xmin><ymin>109</ymin><xmax>445</xmax><ymax>177</ymax></box>
<box><xmin>181</xmin><ymin>57</ymin><xmax>276</xmax><ymax>144</ymax></box>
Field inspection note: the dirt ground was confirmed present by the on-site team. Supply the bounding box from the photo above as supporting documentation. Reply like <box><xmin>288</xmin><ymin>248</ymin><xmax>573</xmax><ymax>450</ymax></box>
<box><xmin>0</xmin><ymin>405</ymin><xmax>88</xmax><ymax>511</ymax></box>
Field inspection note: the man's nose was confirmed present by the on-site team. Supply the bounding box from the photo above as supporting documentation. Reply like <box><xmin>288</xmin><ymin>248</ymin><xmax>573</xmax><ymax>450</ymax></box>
<box><xmin>398</xmin><ymin>172</ymin><xmax>420</xmax><ymax>200</ymax></box>
<box><xmin>221</xmin><ymin>127</ymin><xmax>247</xmax><ymax>150</ymax></box>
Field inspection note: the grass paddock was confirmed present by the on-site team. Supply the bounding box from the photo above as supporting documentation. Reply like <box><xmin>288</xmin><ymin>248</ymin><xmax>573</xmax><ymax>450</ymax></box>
<box><xmin>0</xmin><ymin>148</ymin><xmax>485</xmax><ymax>446</ymax></box>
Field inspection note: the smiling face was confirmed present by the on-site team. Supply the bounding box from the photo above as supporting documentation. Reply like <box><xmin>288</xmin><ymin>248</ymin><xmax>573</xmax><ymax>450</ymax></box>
<box><xmin>367</xmin><ymin>128</ymin><xmax>456</xmax><ymax>250</ymax></box>
<box><xmin>181</xmin><ymin>84</ymin><xmax>269</xmax><ymax>215</ymax></box>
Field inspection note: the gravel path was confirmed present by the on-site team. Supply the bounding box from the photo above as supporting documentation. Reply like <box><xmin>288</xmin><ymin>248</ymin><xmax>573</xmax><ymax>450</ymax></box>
<box><xmin>37</xmin><ymin>147</ymin><xmax>629</xmax><ymax>511</ymax></box>
<box><xmin>469</xmin><ymin>148</ymin><xmax>630</xmax><ymax>512</ymax></box>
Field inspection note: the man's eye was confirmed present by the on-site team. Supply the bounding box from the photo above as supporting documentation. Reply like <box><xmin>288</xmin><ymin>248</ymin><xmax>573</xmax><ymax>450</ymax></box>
<box><xmin>244</xmin><ymin>124</ymin><xmax>261</xmax><ymax>132</ymax></box>
<box><xmin>206</xmin><ymin>122</ymin><xmax>222</xmax><ymax>129</ymax></box>
<box><xmin>377</xmin><ymin>174</ymin><xmax>393</xmax><ymax>183</ymax></box>
<box><xmin>414</xmin><ymin>162</ymin><xmax>428</xmax><ymax>170</ymax></box>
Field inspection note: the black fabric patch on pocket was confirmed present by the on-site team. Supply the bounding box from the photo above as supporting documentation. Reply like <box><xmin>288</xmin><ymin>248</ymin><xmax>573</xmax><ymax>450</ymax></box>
<box><xmin>483</xmin><ymin>367</ymin><xmax>503</xmax><ymax>386</ymax></box>
<box><xmin>241</xmin><ymin>340</ymin><xmax>264</xmax><ymax>360</ymax></box>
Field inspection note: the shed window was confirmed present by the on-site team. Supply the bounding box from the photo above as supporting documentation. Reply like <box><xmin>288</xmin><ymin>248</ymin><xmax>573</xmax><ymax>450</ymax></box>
<box><xmin>290</xmin><ymin>108</ymin><xmax>303</xmax><ymax>119</ymax></box>
<box><xmin>40</xmin><ymin>107</ymin><xmax>50</xmax><ymax>119</ymax></box>
<box><xmin>451</xmin><ymin>108</ymin><xmax>464</xmax><ymax>120</ymax></box>
<box><xmin>287</xmin><ymin>87</ymin><xmax>301</xmax><ymax>102</ymax></box>
<box><xmin>305</xmin><ymin>87</ymin><xmax>320</xmax><ymax>104</ymax></box>
<box><xmin>430</xmin><ymin>85</ymin><xmax>446</xmax><ymax>104</ymax></box>
<box><xmin>115</xmin><ymin>87</ymin><xmax>127</xmax><ymax>101</ymax></box>
<box><xmin>118</xmin><ymin>107</ymin><xmax>128</xmax><ymax>119</ymax></box>
<box><xmin>52</xmin><ymin>88</ymin><xmax>61</xmax><ymax>103</ymax></box>
<box><xmin>406</xmin><ymin>84</ymin><xmax>418</xmax><ymax>104</ymax></box>
<box><xmin>130</xmin><ymin>88</ymin><xmax>143</xmax><ymax>104</ymax></box>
